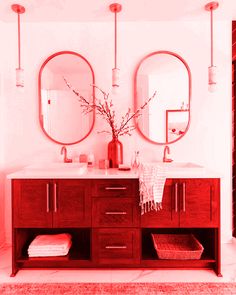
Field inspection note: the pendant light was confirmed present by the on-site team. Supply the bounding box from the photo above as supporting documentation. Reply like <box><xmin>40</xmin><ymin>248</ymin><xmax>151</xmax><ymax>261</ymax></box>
<box><xmin>11</xmin><ymin>4</ymin><xmax>25</xmax><ymax>88</ymax></box>
<box><xmin>109</xmin><ymin>3</ymin><xmax>122</xmax><ymax>89</ymax></box>
<box><xmin>205</xmin><ymin>1</ymin><xmax>219</xmax><ymax>92</ymax></box>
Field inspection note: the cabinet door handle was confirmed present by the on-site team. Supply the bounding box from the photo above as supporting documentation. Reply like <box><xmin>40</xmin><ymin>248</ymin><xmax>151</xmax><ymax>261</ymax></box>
<box><xmin>105</xmin><ymin>211</ymin><xmax>127</xmax><ymax>215</ymax></box>
<box><xmin>182</xmin><ymin>182</ymin><xmax>186</xmax><ymax>212</ymax></box>
<box><xmin>46</xmin><ymin>183</ymin><xmax>50</xmax><ymax>213</ymax></box>
<box><xmin>105</xmin><ymin>187</ymin><xmax>127</xmax><ymax>190</ymax></box>
<box><xmin>210</xmin><ymin>185</ymin><xmax>213</xmax><ymax>221</ymax></box>
<box><xmin>105</xmin><ymin>245</ymin><xmax>127</xmax><ymax>249</ymax></box>
<box><xmin>175</xmin><ymin>183</ymin><xmax>178</xmax><ymax>212</ymax></box>
<box><xmin>54</xmin><ymin>183</ymin><xmax>57</xmax><ymax>213</ymax></box>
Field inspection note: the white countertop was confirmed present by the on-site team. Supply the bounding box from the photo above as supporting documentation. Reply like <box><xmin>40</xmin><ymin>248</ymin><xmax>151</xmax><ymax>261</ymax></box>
<box><xmin>7</xmin><ymin>165</ymin><xmax>221</xmax><ymax>179</ymax></box>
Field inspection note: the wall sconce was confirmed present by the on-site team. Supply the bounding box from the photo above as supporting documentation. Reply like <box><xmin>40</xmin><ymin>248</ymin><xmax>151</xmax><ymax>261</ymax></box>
<box><xmin>205</xmin><ymin>1</ymin><xmax>219</xmax><ymax>92</ymax></box>
<box><xmin>11</xmin><ymin>4</ymin><xmax>25</xmax><ymax>88</ymax></box>
<box><xmin>109</xmin><ymin>3</ymin><xmax>122</xmax><ymax>89</ymax></box>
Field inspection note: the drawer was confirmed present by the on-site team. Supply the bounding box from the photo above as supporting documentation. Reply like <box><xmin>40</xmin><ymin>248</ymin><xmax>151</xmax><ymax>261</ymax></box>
<box><xmin>92</xmin><ymin>179</ymin><xmax>138</xmax><ymax>197</ymax></box>
<box><xmin>92</xmin><ymin>197</ymin><xmax>139</xmax><ymax>227</ymax></box>
<box><xmin>92</xmin><ymin>228</ymin><xmax>140</xmax><ymax>265</ymax></box>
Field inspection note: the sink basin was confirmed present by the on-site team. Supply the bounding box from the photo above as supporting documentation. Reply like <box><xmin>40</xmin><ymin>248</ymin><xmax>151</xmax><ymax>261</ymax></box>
<box><xmin>156</xmin><ymin>162</ymin><xmax>205</xmax><ymax>173</ymax></box>
<box><xmin>23</xmin><ymin>163</ymin><xmax>88</xmax><ymax>175</ymax></box>
<box><xmin>160</xmin><ymin>162</ymin><xmax>204</xmax><ymax>169</ymax></box>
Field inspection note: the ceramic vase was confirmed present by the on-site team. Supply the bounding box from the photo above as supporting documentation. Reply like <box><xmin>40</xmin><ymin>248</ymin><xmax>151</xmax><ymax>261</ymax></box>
<box><xmin>108</xmin><ymin>137</ymin><xmax>123</xmax><ymax>168</ymax></box>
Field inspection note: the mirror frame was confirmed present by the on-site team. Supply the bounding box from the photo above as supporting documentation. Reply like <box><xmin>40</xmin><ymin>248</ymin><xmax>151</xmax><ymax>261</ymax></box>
<box><xmin>38</xmin><ymin>51</ymin><xmax>95</xmax><ymax>145</ymax></box>
<box><xmin>134</xmin><ymin>50</ymin><xmax>192</xmax><ymax>145</ymax></box>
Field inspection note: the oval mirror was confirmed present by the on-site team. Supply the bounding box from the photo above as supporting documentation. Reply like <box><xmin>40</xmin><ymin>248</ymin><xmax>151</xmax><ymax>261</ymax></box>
<box><xmin>134</xmin><ymin>51</ymin><xmax>191</xmax><ymax>144</ymax></box>
<box><xmin>39</xmin><ymin>51</ymin><xmax>95</xmax><ymax>145</ymax></box>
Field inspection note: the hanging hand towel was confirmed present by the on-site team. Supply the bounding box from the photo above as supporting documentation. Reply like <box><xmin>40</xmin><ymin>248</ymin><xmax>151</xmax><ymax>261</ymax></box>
<box><xmin>139</xmin><ymin>163</ymin><xmax>166</xmax><ymax>214</ymax></box>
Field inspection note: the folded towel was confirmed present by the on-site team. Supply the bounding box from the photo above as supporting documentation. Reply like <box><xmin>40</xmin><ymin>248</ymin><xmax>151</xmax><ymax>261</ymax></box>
<box><xmin>28</xmin><ymin>233</ymin><xmax>71</xmax><ymax>248</ymax></box>
<box><xmin>28</xmin><ymin>245</ymin><xmax>71</xmax><ymax>251</ymax></box>
<box><xmin>28</xmin><ymin>233</ymin><xmax>72</xmax><ymax>257</ymax></box>
<box><xmin>139</xmin><ymin>163</ymin><xmax>166</xmax><ymax>214</ymax></box>
<box><xmin>28</xmin><ymin>243</ymin><xmax>72</xmax><ymax>257</ymax></box>
<box><xmin>28</xmin><ymin>250</ymin><xmax>70</xmax><ymax>257</ymax></box>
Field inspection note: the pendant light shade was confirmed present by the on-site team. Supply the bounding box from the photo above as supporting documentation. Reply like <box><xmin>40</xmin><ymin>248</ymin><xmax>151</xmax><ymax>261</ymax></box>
<box><xmin>109</xmin><ymin>3</ymin><xmax>122</xmax><ymax>88</ymax></box>
<box><xmin>11</xmin><ymin>4</ymin><xmax>25</xmax><ymax>88</ymax></box>
<box><xmin>205</xmin><ymin>1</ymin><xmax>219</xmax><ymax>92</ymax></box>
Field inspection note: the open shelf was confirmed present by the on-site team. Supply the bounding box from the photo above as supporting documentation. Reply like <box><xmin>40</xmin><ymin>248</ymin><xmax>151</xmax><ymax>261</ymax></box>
<box><xmin>141</xmin><ymin>228</ymin><xmax>217</xmax><ymax>264</ymax></box>
<box><xmin>14</xmin><ymin>228</ymin><xmax>91</xmax><ymax>266</ymax></box>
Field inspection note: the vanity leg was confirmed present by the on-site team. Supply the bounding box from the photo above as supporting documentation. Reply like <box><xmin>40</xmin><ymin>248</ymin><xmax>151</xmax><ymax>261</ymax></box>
<box><xmin>215</xmin><ymin>228</ymin><xmax>222</xmax><ymax>277</ymax></box>
<box><xmin>10</xmin><ymin>265</ymin><xmax>18</xmax><ymax>277</ymax></box>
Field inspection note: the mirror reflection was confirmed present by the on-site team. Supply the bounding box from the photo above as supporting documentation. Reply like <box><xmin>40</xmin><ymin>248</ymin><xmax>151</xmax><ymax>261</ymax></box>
<box><xmin>39</xmin><ymin>51</ymin><xmax>95</xmax><ymax>145</ymax></box>
<box><xmin>135</xmin><ymin>51</ymin><xmax>191</xmax><ymax>144</ymax></box>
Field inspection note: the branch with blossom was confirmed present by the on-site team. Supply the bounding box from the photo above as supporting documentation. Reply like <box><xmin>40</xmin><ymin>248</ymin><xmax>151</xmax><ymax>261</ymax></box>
<box><xmin>64</xmin><ymin>77</ymin><xmax>157</xmax><ymax>139</ymax></box>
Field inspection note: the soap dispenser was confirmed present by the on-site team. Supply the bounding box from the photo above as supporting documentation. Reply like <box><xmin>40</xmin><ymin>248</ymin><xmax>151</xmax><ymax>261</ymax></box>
<box><xmin>131</xmin><ymin>151</ymin><xmax>140</xmax><ymax>171</ymax></box>
<box><xmin>87</xmin><ymin>153</ymin><xmax>95</xmax><ymax>167</ymax></box>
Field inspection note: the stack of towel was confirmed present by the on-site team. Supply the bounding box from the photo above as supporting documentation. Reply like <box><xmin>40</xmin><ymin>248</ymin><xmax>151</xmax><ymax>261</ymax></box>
<box><xmin>28</xmin><ymin>233</ymin><xmax>72</xmax><ymax>257</ymax></box>
<box><xmin>139</xmin><ymin>163</ymin><xmax>166</xmax><ymax>215</ymax></box>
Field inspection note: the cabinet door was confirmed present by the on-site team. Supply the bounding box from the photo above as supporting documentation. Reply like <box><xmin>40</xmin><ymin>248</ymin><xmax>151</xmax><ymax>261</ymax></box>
<box><xmin>141</xmin><ymin>179</ymin><xmax>179</xmax><ymax>227</ymax></box>
<box><xmin>179</xmin><ymin>179</ymin><xmax>219</xmax><ymax>227</ymax></box>
<box><xmin>53</xmin><ymin>179</ymin><xmax>91</xmax><ymax>227</ymax></box>
<box><xmin>13</xmin><ymin>179</ymin><xmax>52</xmax><ymax>227</ymax></box>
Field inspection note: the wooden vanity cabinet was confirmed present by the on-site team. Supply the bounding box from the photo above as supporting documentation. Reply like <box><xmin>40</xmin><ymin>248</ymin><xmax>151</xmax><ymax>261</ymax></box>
<box><xmin>91</xmin><ymin>179</ymin><xmax>140</xmax><ymax>266</ymax></box>
<box><xmin>140</xmin><ymin>179</ymin><xmax>179</xmax><ymax>228</ymax></box>
<box><xmin>141</xmin><ymin>178</ymin><xmax>219</xmax><ymax>228</ymax></box>
<box><xmin>140</xmin><ymin>178</ymin><xmax>221</xmax><ymax>276</ymax></box>
<box><xmin>92</xmin><ymin>228</ymin><xmax>140</xmax><ymax>265</ymax></box>
<box><xmin>91</xmin><ymin>179</ymin><xmax>139</xmax><ymax>228</ymax></box>
<box><xmin>13</xmin><ymin>179</ymin><xmax>91</xmax><ymax>228</ymax></box>
<box><xmin>13</xmin><ymin>179</ymin><xmax>53</xmax><ymax>227</ymax></box>
<box><xmin>12</xmin><ymin>178</ymin><xmax>92</xmax><ymax>276</ymax></box>
<box><xmin>11</xmin><ymin>177</ymin><xmax>221</xmax><ymax>276</ymax></box>
<box><xmin>52</xmin><ymin>179</ymin><xmax>91</xmax><ymax>228</ymax></box>
<box><xmin>178</xmin><ymin>179</ymin><xmax>219</xmax><ymax>227</ymax></box>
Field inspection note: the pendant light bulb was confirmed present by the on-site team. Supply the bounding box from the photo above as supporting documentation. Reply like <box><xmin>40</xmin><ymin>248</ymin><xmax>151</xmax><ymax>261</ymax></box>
<box><xmin>109</xmin><ymin>3</ymin><xmax>122</xmax><ymax>89</ymax></box>
<box><xmin>205</xmin><ymin>1</ymin><xmax>219</xmax><ymax>93</ymax></box>
<box><xmin>16</xmin><ymin>68</ymin><xmax>24</xmax><ymax>88</ymax></box>
<box><xmin>11</xmin><ymin>4</ymin><xmax>25</xmax><ymax>88</ymax></box>
<box><xmin>208</xmin><ymin>65</ymin><xmax>217</xmax><ymax>92</ymax></box>
<box><xmin>112</xmin><ymin>68</ymin><xmax>120</xmax><ymax>88</ymax></box>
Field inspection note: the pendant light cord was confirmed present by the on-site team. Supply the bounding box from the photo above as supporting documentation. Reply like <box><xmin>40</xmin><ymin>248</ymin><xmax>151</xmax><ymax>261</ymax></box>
<box><xmin>17</xmin><ymin>12</ymin><xmax>21</xmax><ymax>69</ymax></box>
<box><xmin>114</xmin><ymin>10</ymin><xmax>117</xmax><ymax>69</ymax></box>
<box><xmin>210</xmin><ymin>8</ymin><xmax>213</xmax><ymax>67</ymax></box>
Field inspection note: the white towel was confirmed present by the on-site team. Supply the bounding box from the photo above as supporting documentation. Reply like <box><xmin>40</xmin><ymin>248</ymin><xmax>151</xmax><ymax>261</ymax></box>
<box><xmin>28</xmin><ymin>233</ymin><xmax>72</xmax><ymax>257</ymax></box>
<box><xmin>28</xmin><ymin>245</ymin><xmax>71</xmax><ymax>257</ymax></box>
<box><xmin>139</xmin><ymin>163</ymin><xmax>166</xmax><ymax>214</ymax></box>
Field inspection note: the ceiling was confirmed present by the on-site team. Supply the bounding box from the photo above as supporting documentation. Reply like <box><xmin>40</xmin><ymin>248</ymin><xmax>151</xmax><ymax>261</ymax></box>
<box><xmin>0</xmin><ymin>0</ymin><xmax>235</xmax><ymax>22</ymax></box>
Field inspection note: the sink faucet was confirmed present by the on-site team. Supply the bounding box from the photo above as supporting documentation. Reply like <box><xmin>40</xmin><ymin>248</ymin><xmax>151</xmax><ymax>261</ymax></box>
<box><xmin>60</xmin><ymin>146</ymin><xmax>72</xmax><ymax>163</ymax></box>
<box><xmin>163</xmin><ymin>145</ymin><xmax>173</xmax><ymax>163</ymax></box>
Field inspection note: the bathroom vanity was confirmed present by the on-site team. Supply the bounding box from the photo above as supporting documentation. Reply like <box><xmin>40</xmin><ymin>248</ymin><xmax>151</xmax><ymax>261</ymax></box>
<box><xmin>8</xmin><ymin>167</ymin><xmax>221</xmax><ymax>276</ymax></box>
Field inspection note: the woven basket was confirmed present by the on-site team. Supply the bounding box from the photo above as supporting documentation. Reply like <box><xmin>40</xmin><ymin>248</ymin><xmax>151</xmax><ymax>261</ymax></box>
<box><xmin>151</xmin><ymin>234</ymin><xmax>204</xmax><ymax>260</ymax></box>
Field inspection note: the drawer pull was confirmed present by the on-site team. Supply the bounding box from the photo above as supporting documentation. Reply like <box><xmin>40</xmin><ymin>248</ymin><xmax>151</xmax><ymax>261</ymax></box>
<box><xmin>105</xmin><ymin>187</ymin><xmax>127</xmax><ymax>190</ymax></box>
<box><xmin>175</xmin><ymin>183</ymin><xmax>178</xmax><ymax>212</ymax></box>
<box><xmin>105</xmin><ymin>211</ymin><xmax>127</xmax><ymax>215</ymax></box>
<box><xmin>54</xmin><ymin>183</ymin><xmax>57</xmax><ymax>213</ymax></box>
<box><xmin>182</xmin><ymin>182</ymin><xmax>186</xmax><ymax>212</ymax></box>
<box><xmin>105</xmin><ymin>245</ymin><xmax>127</xmax><ymax>249</ymax></box>
<box><xmin>46</xmin><ymin>183</ymin><xmax>50</xmax><ymax>213</ymax></box>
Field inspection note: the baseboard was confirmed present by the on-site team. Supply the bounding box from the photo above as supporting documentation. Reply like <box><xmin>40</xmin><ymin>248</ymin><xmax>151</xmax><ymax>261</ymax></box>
<box><xmin>231</xmin><ymin>237</ymin><xmax>236</xmax><ymax>244</ymax></box>
<box><xmin>221</xmin><ymin>230</ymin><xmax>233</xmax><ymax>244</ymax></box>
